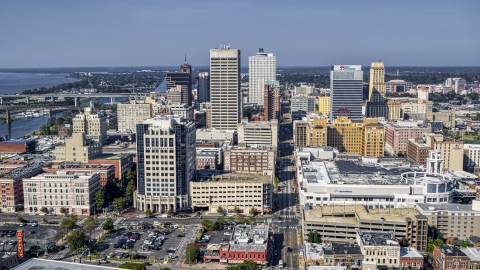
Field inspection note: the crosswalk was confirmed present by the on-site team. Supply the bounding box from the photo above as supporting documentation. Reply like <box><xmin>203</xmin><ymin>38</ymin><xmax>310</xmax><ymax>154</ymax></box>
<box><xmin>277</xmin><ymin>215</ymin><xmax>297</xmax><ymax>219</ymax></box>
<box><xmin>47</xmin><ymin>254</ymin><xmax>65</xmax><ymax>260</ymax></box>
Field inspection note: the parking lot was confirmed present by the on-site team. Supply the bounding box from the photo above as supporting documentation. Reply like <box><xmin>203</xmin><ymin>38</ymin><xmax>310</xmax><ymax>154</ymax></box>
<box><xmin>95</xmin><ymin>222</ymin><xmax>198</xmax><ymax>265</ymax></box>
<box><xmin>0</xmin><ymin>223</ymin><xmax>59</xmax><ymax>255</ymax></box>
<box><xmin>198</xmin><ymin>225</ymin><xmax>235</xmax><ymax>263</ymax></box>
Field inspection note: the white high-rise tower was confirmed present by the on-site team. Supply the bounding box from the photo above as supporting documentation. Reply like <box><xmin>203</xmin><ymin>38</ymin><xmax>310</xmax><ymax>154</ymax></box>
<box><xmin>248</xmin><ymin>48</ymin><xmax>276</xmax><ymax>106</ymax></box>
<box><xmin>210</xmin><ymin>46</ymin><xmax>241</xmax><ymax>131</ymax></box>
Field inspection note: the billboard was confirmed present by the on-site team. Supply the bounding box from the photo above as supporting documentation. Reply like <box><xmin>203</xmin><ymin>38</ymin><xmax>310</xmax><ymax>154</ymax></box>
<box><xmin>16</xmin><ymin>230</ymin><xmax>24</xmax><ymax>258</ymax></box>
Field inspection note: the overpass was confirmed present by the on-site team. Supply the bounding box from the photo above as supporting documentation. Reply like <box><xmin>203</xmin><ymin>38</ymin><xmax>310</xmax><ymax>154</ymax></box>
<box><xmin>0</xmin><ymin>92</ymin><xmax>153</xmax><ymax>106</ymax></box>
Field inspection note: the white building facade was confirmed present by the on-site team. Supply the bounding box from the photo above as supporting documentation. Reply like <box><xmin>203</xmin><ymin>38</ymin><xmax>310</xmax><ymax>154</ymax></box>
<box><xmin>248</xmin><ymin>48</ymin><xmax>276</xmax><ymax>106</ymax></box>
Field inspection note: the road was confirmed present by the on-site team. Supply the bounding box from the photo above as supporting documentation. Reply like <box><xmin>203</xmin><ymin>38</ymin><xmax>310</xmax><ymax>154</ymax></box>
<box><xmin>272</xmin><ymin>100</ymin><xmax>299</xmax><ymax>269</ymax></box>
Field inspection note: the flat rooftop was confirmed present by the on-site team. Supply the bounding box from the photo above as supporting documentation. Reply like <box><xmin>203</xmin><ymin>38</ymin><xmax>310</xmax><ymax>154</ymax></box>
<box><xmin>400</xmin><ymin>247</ymin><xmax>423</xmax><ymax>258</ymax></box>
<box><xmin>55</xmin><ymin>162</ymin><xmax>113</xmax><ymax>169</ymax></box>
<box><xmin>91</xmin><ymin>153</ymin><xmax>131</xmax><ymax>160</ymax></box>
<box><xmin>228</xmin><ymin>224</ymin><xmax>269</xmax><ymax>253</ymax></box>
<box><xmin>358</xmin><ymin>230</ymin><xmax>399</xmax><ymax>246</ymax></box>
<box><xmin>12</xmin><ymin>258</ymin><xmax>116</xmax><ymax>270</ymax></box>
<box><xmin>304</xmin><ymin>205</ymin><xmax>420</xmax><ymax>224</ymax></box>
<box><xmin>416</xmin><ymin>203</ymin><xmax>475</xmax><ymax>212</ymax></box>
<box><xmin>193</xmin><ymin>171</ymin><xmax>270</xmax><ymax>183</ymax></box>
<box><xmin>436</xmin><ymin>245</ymin><xmax>467</xmax><ymax>257</ymax></box>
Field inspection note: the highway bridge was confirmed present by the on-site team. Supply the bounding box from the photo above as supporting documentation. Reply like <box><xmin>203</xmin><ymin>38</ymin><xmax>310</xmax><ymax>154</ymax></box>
<box><xmin>0</xmin><ymin>92</ymin><xmax>154</xmax><ymax>106</ymax></box>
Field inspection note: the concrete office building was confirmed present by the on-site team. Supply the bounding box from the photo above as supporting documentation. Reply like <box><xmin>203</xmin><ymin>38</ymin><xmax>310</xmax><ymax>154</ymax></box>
<box><xmin>330</xmin><ymin>65</ymin><xmax>363</xmax><ymax>120</ymax></box>
<box><xmin>134</xmin><ymin>116</ymin><xmax>196</xmax><ymax>213</ymax></box>
<box><xmin>223</xmin><ymin>146</ymin><xmax>276</xmax><ymax>176</ymax></box>
<box><xmin>319</xmin><ymin>96</ymin><xmax>330</xmax><ymax>115</ymax></box>
<box><xmin>414</xmin><ymin>201</ymin><xmax>480</xmax><ymax>240</ymax></box>
<box><xmin>72</xmin><ymin>107</ymin><xmax>107</xmax><ymax>145</ymax></box>
<box><xmin>385</xmin><ymin>121</ymin><xmax>431</xmax><ymax>155</ymax></box>
<box><xmin>263</xmin><ymin>81</ymin><xmax>281</xmax><ymax>121</ymax></box>
<box><xmin>292</xmin><ymin>95</ymin><xmax>316</xmax><ymax>113</ymax></box>
<box><xmin>424</xmin><ymin>134</ymin><xmax>464</xmax><ymax>171</ymax></box>
<box><xmin>249</xmin><ymin>48</ymin><xmax>276</xmax><ymax>106</ymax></box>
<box><xmin>445</xmin><ymin>78</ymin><xmax>466</xmax><ymax>94</ymax></box>
<box><xmin>368</xmin><ymin>61</ymin><xmax>386</xmax><ymax>100</ymax></box>
<box><xmin>237</xmin><ymin>118</ymin><xmax>278</xmax><ymax>148</ymax></box>
<box><xmin>191</xmin><ymin>171</ymin><xmax>272</xmax><ymax>214</ymax></box>
<box><xmin>210</xmin><ymin>47</ymin><xmax>241</xmax><ymax>131</ymax></box>
<box><xmin>295</xmin><ymin>84</ymin><xmax>315</xmax><ymax>96</ymax></box>
<box><xmin>166</xmin><ymin>85</ymin><xmax>182</xmax><ymax>105</ymax></box>
<box><xmin>55</xmin><ymin>133</ymin><xmax>102</xmax><ymax>163</ymax></box>
<box><xmin>196</xmin><ymin>72</ymin><xmax>210</xmax><ymax>103</ymax></box>
<box><xmin>23</xmin><ymin>171</ymin><xmax>101</xmax><ymax>216</ymax></box>
<box><xmin>117</xmin><ymin>101</ymin><xmax>152</xmax><ymax>132</ymax></box>
<box><xmin>166</xmin><ymin>62</ymin><xmax>192</xmax><ymax>106</ymax></box>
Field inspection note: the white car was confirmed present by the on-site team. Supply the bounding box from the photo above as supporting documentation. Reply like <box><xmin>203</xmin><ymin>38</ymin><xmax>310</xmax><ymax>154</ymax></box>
<box><xmin>19</xmin><ymin>223</ymin><xmax>26</xmax><ymax>227</ymax></box>
<box><xmin>224</xmin><ymin>232</ymin><xmax>232</xmax><ymax>236</ymax></box>
<box><xmin>31</xmin><ymin>223</ymin><xmax>38</xmax><ymax>227</ymax></box>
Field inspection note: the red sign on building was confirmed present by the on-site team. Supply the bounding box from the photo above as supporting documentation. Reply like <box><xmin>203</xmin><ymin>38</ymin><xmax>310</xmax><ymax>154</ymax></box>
<box><xmin>16</xmin><ymin>230</ymin><xmax>24</xmax><ymax>258</ymax></box>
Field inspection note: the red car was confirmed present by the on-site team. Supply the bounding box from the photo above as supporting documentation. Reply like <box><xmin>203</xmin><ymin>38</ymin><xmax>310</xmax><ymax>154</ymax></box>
<box><xmin>197</xmin><ymin>243</ymin><xmax>205</xmax><ymax>247</ymax></box>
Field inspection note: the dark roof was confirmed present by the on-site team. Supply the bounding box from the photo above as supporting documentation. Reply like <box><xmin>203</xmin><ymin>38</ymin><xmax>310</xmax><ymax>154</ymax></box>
<box><xmin>335</xmin><ymin>160</ymin><xmax>410</xmax><ymax>175</ymax></box>
<box><xmin>470</xmin><ymin>236</ymin><xmax>480</xmax><ymax>243</ymax></box>
<box><xmin>323</xmin><ymin>242</ymin><xmax>362</xmax><ymax>256</ymax></box>
<box><xmin>438</xmin><ymin>245</ymin><xmax>467</xmax><ymax>257</ymax></box>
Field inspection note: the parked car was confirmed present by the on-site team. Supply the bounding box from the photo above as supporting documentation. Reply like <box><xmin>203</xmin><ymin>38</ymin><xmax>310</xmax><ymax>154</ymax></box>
<box><xmin>224</xmin><ymin>232</ymin><xmax>232</xmax><ymax>236</ymax></box>
<box><xmin>20</xmin><ymin>223</ymin><xmax>26</xmax><ymax>227</ymax></box>
<box><xmin>197</xmin><ymin>243</ymin><xmax>205</xmax><ymax>247</ymax></box>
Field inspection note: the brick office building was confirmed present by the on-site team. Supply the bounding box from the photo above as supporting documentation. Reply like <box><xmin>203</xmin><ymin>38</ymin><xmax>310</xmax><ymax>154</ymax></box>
<box><xmin>433</xmin><ymin>245</ymin><xmax>469</xmax><ymax>270</ymax></box>
<box><xmin>0</xmin><ymin>139</ymin><xmax>36</xmax><ymax>154</ymax></box>
<box><xmin>0</xmin><ymin>165</ymin><xmax>43</xmax><ymax>213</ymax></box>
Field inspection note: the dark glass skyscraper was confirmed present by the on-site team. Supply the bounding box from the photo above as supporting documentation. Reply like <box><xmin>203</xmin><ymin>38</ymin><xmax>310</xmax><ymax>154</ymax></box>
<box><xmin>330</xmin><ymin>65</ymin><xmax>364</xmax><ymax>120</ymax></box>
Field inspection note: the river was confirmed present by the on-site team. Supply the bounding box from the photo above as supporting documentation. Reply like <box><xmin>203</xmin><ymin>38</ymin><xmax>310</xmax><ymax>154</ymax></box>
<box><xmin>0</xmin><ymin>72</ymin><xmax>78</xmax><ymax>95</ymax></box>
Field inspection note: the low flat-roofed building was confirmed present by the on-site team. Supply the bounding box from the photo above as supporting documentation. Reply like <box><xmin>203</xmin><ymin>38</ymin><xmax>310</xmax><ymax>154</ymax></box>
<box><xmin>414</xmin><ymin>201</ymin><xmax>480</xmax><ymax>240</ymax></box>
<box><xmin>462</xmin><ymin>247</ymin><xmax>480</xmax><ymax>270</ymax></box>
<box><xmin>357</xmin><ymin>230</ymin><xmax>400</xmax><ymax>268</ymax></box>
<box><xmin>196</xmin><ymin>150</ymin><xmax>217</xmax><ymax>170</ymax></box>
<box><xmin>308</xmin><ymin>267</ymin><xmax>347</xmax><ymax>270</ymax></box>
<box><xmin>223</xmin><ymin>146</ymin><xmax>276</xmax><ymax>177</ymax></box>
<box><xmin>323</xmin><ymin>242</ymin><xmax>363</xmax><ymax>268</ymax></box>
<box><xmin>0</xmin><ymin>164</ymin><xmax>43</xmax><ymax>213</ymax></box>
<box><xmin>0</xmin><ymin>252</ymin><xmax>18</xmax><ymax>269</ymax></box>
<box><xmin>385</xmin><ymin>121</ymin><xmax>431</xmax><ymax>155</ymax></box>
<box><xmin>406</xmin><ymin>138</ymin><xmax>430</xmax><ymax>166</ymax></box>
<box><xmin>433</xmin><ymin>245</ymin><xmax>469</xmax><ymax>270</ymax></box>
<box><xmin>302</xmin><ymin>205</ymin><xmax>428</xmax><ymax>252</ymax></box>
<box><xmin>46</xmin><ymin>162</ymin><xmax>115</xmax><ymax>186</ymax></box>
<box><xmin>88</xmin><ymin>153</ymin><xmax>134</xmax><ymax>181</ymax></box>
<box><xmin>237</xmin><ymin>118</ymin><xmax>278</xmax><ymax>148</ymax></box>
<box><xmin>0</xmin><ymin>138</ymin><xmax>36</xmax><ymax>154</ymax></box>
<box><xmin>218</xmin><ymin>224</ymin><xmax>270</xmax><ymax>267</ymax></box>
<box><xmin>0</xmin><ymin>160</ymin><xmax>28</xmax><ymax>174</ymax></box>
<box><xmin>399</xmin><ymin>247</ymin><xmax>424</xmax><ymax>269</ymax></box>
<box><xmin>191</xmin><ymin>171</ymin><xmax>272</xmax><ymax>214</ymax></box>
<box><xmin>196</xmin><ymin>129</ymin><xmax>235</xmax><ymax>142</ymax></box>
<box><xmin>11</xmin><ymin>258</ymin><xmax>117</xmax><ymax>270</ymax></box>
<box><xmin>23</xmin><ymin>171</ymin><xmax>101</xmax><ymax>216</ymax></box>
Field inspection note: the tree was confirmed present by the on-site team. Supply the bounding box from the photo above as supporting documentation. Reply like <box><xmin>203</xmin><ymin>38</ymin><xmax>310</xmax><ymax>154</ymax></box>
<box><xmin>216</xmin><ymin>206</ymin><xmax>224</xmax><ymax>214</ymax></box>
<box><xmin>460</xmin><ymin>238</ymin><xmax>473</xmax><ymax>248</ymax></box>
<box><xmin>227</xmin><ymin>216</ymin><xmax>235</xmax><ymax>223</ymax></box>
<box><xmin>185</xmin><ymin>243</ymin><xmax>200</xmax><ymax>264</ymax></box>
<box><xmin>197</xmin><ymin>118</ymin><xmax>206</xmax><ymax>129</ymax></box>
<box><xmin>42</xmin><ymin>217</ymin><xmax>48</xmax><ymax>223</ymax></box>
<box><xmin>125</xmin><ymin>179</ymin><xmax>136</xmax><ymax>201</ymax></box>
<box><xmin>217</xmin><ymin>216</ymin><xmax>225</xmax><ymax>225</ymax></box>
<box><xmin>274</xmin><ymin>177</ymin><xmax>280</xmax><ymax>189</ymax></box>
<box><xmin>426</xmin><ymin>237</ymin><xmax>444</xmax><ymax>253</ymax></box>
<box><xmin>237</xmin><ymin>216</ymin><xmax>245</xmax><ymax>224</ymax></box>
<box><xmin>17</xmin><ymin>217</ymin><xmax>24</xmax><ymax>223</ymax></box>
<box><xmin>249</xmin><ymin>207</ymin><xmax>256</xmax><ymax>215</ymax></box>
<box><xmin>226</xmin><ymin>260</ymin><xmax>258</xmax><ymax>270</ymax></box>
<box><xmin>146</xmin><ymin>209</ymin><xmax>152</xmax><ymax>217</ymax></box>
<box><xmin>83</xmin><ymin>216</ymin><xmax>99</xmax><ymax>241</ymax></box>
<box><xmin>201</xmin><ymin>220</ymin><xmax>215</xmax><ymax>231</ymax></box>
<box><xmin>167</xmin><ymin>208</ymin><xmax>173</xmax><ymax>216</ymax></box>
<box><xmin>246</xmin><ymin>216</ymin><xmax>255</xmax><ymax>225</ymax></box>
<box><xmin>66</xmin><ymin>229</ymin><xmax>86</xmax><ymax>253</ymax></box>
<box><xmin>59</xmin><ymin>207</ymin><xmax>66</xmax><ymax>215</ymax></box>
<box><xmin>233</xmin><ymin>206</ymin><xmax>238</xmax><ymax>214</ymax></box>
<box><xmin>60</xmin><ymin>214</ymin><xmax>78</xmax><ymax>233</ymax></box>
<box><xmin>102</xmin><ymin>217</ymin><xmax>114</xmax><ymax>232</ymax></box>
<box><xmin>40</xmin><ymin>207</ymin><xmax>47</xmax><ymax>213</ymax></box>
<box><xmin>94</xmin><ymin>189</ymin><xmax>105</xmax><ymax>213</ymax></box>
<box><xmin>126</xmin><ymin>169</ymin><xmax>136</xmax><ymax>182</ymax></box>
<box><xmin>401</xmin><ymin>237</ymin><xmax>408</xmax><ymax>246</ymax></box>
<box><xmin>119</xmin><ymin>262</ymin><xmax>147</xmax><ymax>270</ymax></box>
<box><xmin>113</xmin><ymin>197</ymin><xmax>126</xmax><ymax>214</ymax></box>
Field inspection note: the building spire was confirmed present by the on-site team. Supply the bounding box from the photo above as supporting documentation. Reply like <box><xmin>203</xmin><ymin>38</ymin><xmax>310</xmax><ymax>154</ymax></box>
<box><xmin>184</xmin><ymin>53</ymin><xmax>187</xmax><ymax>64</ymax></box>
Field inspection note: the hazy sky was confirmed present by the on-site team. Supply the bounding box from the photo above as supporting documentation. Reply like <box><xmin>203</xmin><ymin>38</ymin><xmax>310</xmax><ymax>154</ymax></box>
<box><xmin>1</xmin><ymin>0</ymin><xmax>479</xmax><ymax>68</ymax></box>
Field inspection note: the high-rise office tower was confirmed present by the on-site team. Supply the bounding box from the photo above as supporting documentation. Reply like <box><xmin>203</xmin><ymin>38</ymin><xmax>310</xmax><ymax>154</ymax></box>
<box><xmin>368</xmin><ymin>61</ymin><xmax>386</xmax><ymax>101</ymax></box>
<box><xmin>134</xmin><ymin>116</ymin><xmax>196</xmax><ymax>213</ymax></box>
<box><xmin>196</xmin><ymin>72</ymin><xmax>210</xmax><ymax>103</ymax></box>
<box><xmin>264</xmin><ymin>80</ymin><xmax>281</xmax><ymax>121</ymax></box>
<box><xmin>249</xmin><ymin>48</ymin><xmax>276</xmax><ymax>106</ymax></box>
<box><xmin>210</xmin><ymin>46</ymin><xmax>241</xmax><ymax>131</ymax></box>
<box><xmin>166</xmin><ymin>61</ymin><xmax>192</xmax><ymax>106</ymax></box>
<box><xmin>330</xmin><ymin>65</ymin><xmax>363</xmax><ymax>120</ymax></box>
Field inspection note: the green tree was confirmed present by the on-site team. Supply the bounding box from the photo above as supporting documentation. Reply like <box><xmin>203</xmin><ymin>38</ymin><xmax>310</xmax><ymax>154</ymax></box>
<box><xmin>39</xmin><ymin>207</ymin><xmax>47</xmax><ymax>213</ymax></box>
<box><xmin>59</xmin><ymin>207</ymin><xmax>66</xmax><ymax>215</ymax></box>
<box><xmin>426</xmin><ymin>237</ymin><xmax>444</xmax><ymax>253</ymax></box>
<box><xmin>185</xmin><ymin>243</ymin><xmax>200</xmax><ymax>264</ymax></box>
<box><xmin>227</xmin><ymin>216</ymin><xmax>235</xmax><ymax>223</ymax></box>
<box><xmin>94</xmin><ymin>189</ymin><xmax>105</xmax><ymax>213</ymax></box>
<box><xmin>125</xmin><ymin>179</ymin><xmax>136</xmax><ymax>201</ymax></box>
<box><xmin>249</xmin><ymin>207</ymin><xmax>256</xmax><ymax>215</ymax></box>
<box><xmin>42</xmin><ymin>217</ymin><xmax>48</xmax><ymax>223</ymax></box>
<box><xmin>102</xmin><ymin>217</ymin><xmax>114</xmax><ymax>232</ymax></box>
<box><xmin>66</xmin><ymin>229</ymin><xmax>86</xmax><ymax>253</ymax></box>
<box><xmin>217</xmin><ymin>216</ymin><xmax>225</xmax><ymax>225</ymax></box>
<box><xmin>226</xmin><ymin>260</ymin><xmax>258</xmax><ymax>270</ymax></box>
<box><xmin>460</xmin><ymin>238</ymin><xmax>473</xmax><ymax>248</ymax></box>
<box><xmin>60</xmin><ymin>213</ymin><xmax>78</xmax><ymax>233</ymax></box>
<box><xmin>216</xmin><ymin>206</ymin><xmax>224</xmax><ymax>214</ymax></box>
<box><xmin>146</xmin><ymin>209</ymin><xmax>152</xmax><ymax>217</ymax></box>
<box><xmin>246</xmin><ymin>216</ymin><xmax>256</xmax><ymax>225</ymax></box>
<box><xmin>197</xmin><ymin>118</ymin><xmax>206</xmax><ymax>129</ymax></box>
<box><xmin>83</xmin><ymin>216</ymin><xmax>99</xmax><ymax>241</ymax></box>
<box><xmin>167</xmin><ymin>208</ymin><xmax>174</xmax><ymax>216</ymax></box>
<box><xmin>401</xmin><ymin>237</ymin><xmax>408</xmax><ymax>246</ymax></box>
<box><xmin>119</xmin><ymin>262</ymin><xmax>147</xmax><ymax>270</ymax></box>
<box><xmin>126</xmin><ymin>170</ymin><xmax>136</xmax><ymax>182</ymax></box>
<box><xmin>237</xmin><ymin>216</ymin><xmax>245</xmax><ymax>224</ymax></box>
<box><xmin>233</xmin><ymin>206</ymin><xmax>238</xmax><ymax>214</ymax></box>
<box><xmin>201</xmin><ymin>220</ymin><xmax>215</xmax><ymax>231</ymax></box>
<box><xmin>274</xmin><ymin>177</ymin><xmax>280</xmax><ymax>189</ymax></box>
<box><xmin>113</xmin><ymin>197</ymin><xmax>126</xmax><ymax>214</ymax></box>
<box><xmin>17</xmin><ymin>217</ymin><xmax>24</xmax><ymax>223</ymax></box>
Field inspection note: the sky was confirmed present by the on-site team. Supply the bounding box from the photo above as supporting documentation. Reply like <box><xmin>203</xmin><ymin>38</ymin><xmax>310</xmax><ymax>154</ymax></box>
<box><xmin>0</xmin><ymin>0</ymin><xmax>479</xmax><ymax>68</ymax></box>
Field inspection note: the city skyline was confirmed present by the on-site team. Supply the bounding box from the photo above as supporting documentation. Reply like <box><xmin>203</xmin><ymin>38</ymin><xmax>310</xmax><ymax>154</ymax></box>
<box><xmin>0</xmin><ymin>1</ymin><xmax>479</xmax><ymax>68</ymax></box>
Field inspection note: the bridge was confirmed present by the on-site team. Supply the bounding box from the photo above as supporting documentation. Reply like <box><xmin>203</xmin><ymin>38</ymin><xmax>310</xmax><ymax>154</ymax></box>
<box><xmin>0</xmin><ymin>105</ymin><xmax>82</xmax><ymax>125</ymax></box>
<box><xmin>0</xmin><ymin>92</ymin><xmax>154</xmax><ymax>106</ymax></box>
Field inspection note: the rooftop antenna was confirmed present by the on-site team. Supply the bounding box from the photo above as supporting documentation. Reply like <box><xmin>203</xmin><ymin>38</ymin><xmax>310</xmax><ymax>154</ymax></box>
<box><xmin>184</xmin><ymin>53</ymin><xmax>187</xmax><ymax>63</ymax></box>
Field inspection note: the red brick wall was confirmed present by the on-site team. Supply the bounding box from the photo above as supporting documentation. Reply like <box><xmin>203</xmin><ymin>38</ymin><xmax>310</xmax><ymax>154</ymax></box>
<box><xmin>0</xmin><ymin>142</ymin><xmax>26</xmax><ymax>153</ymax></box>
